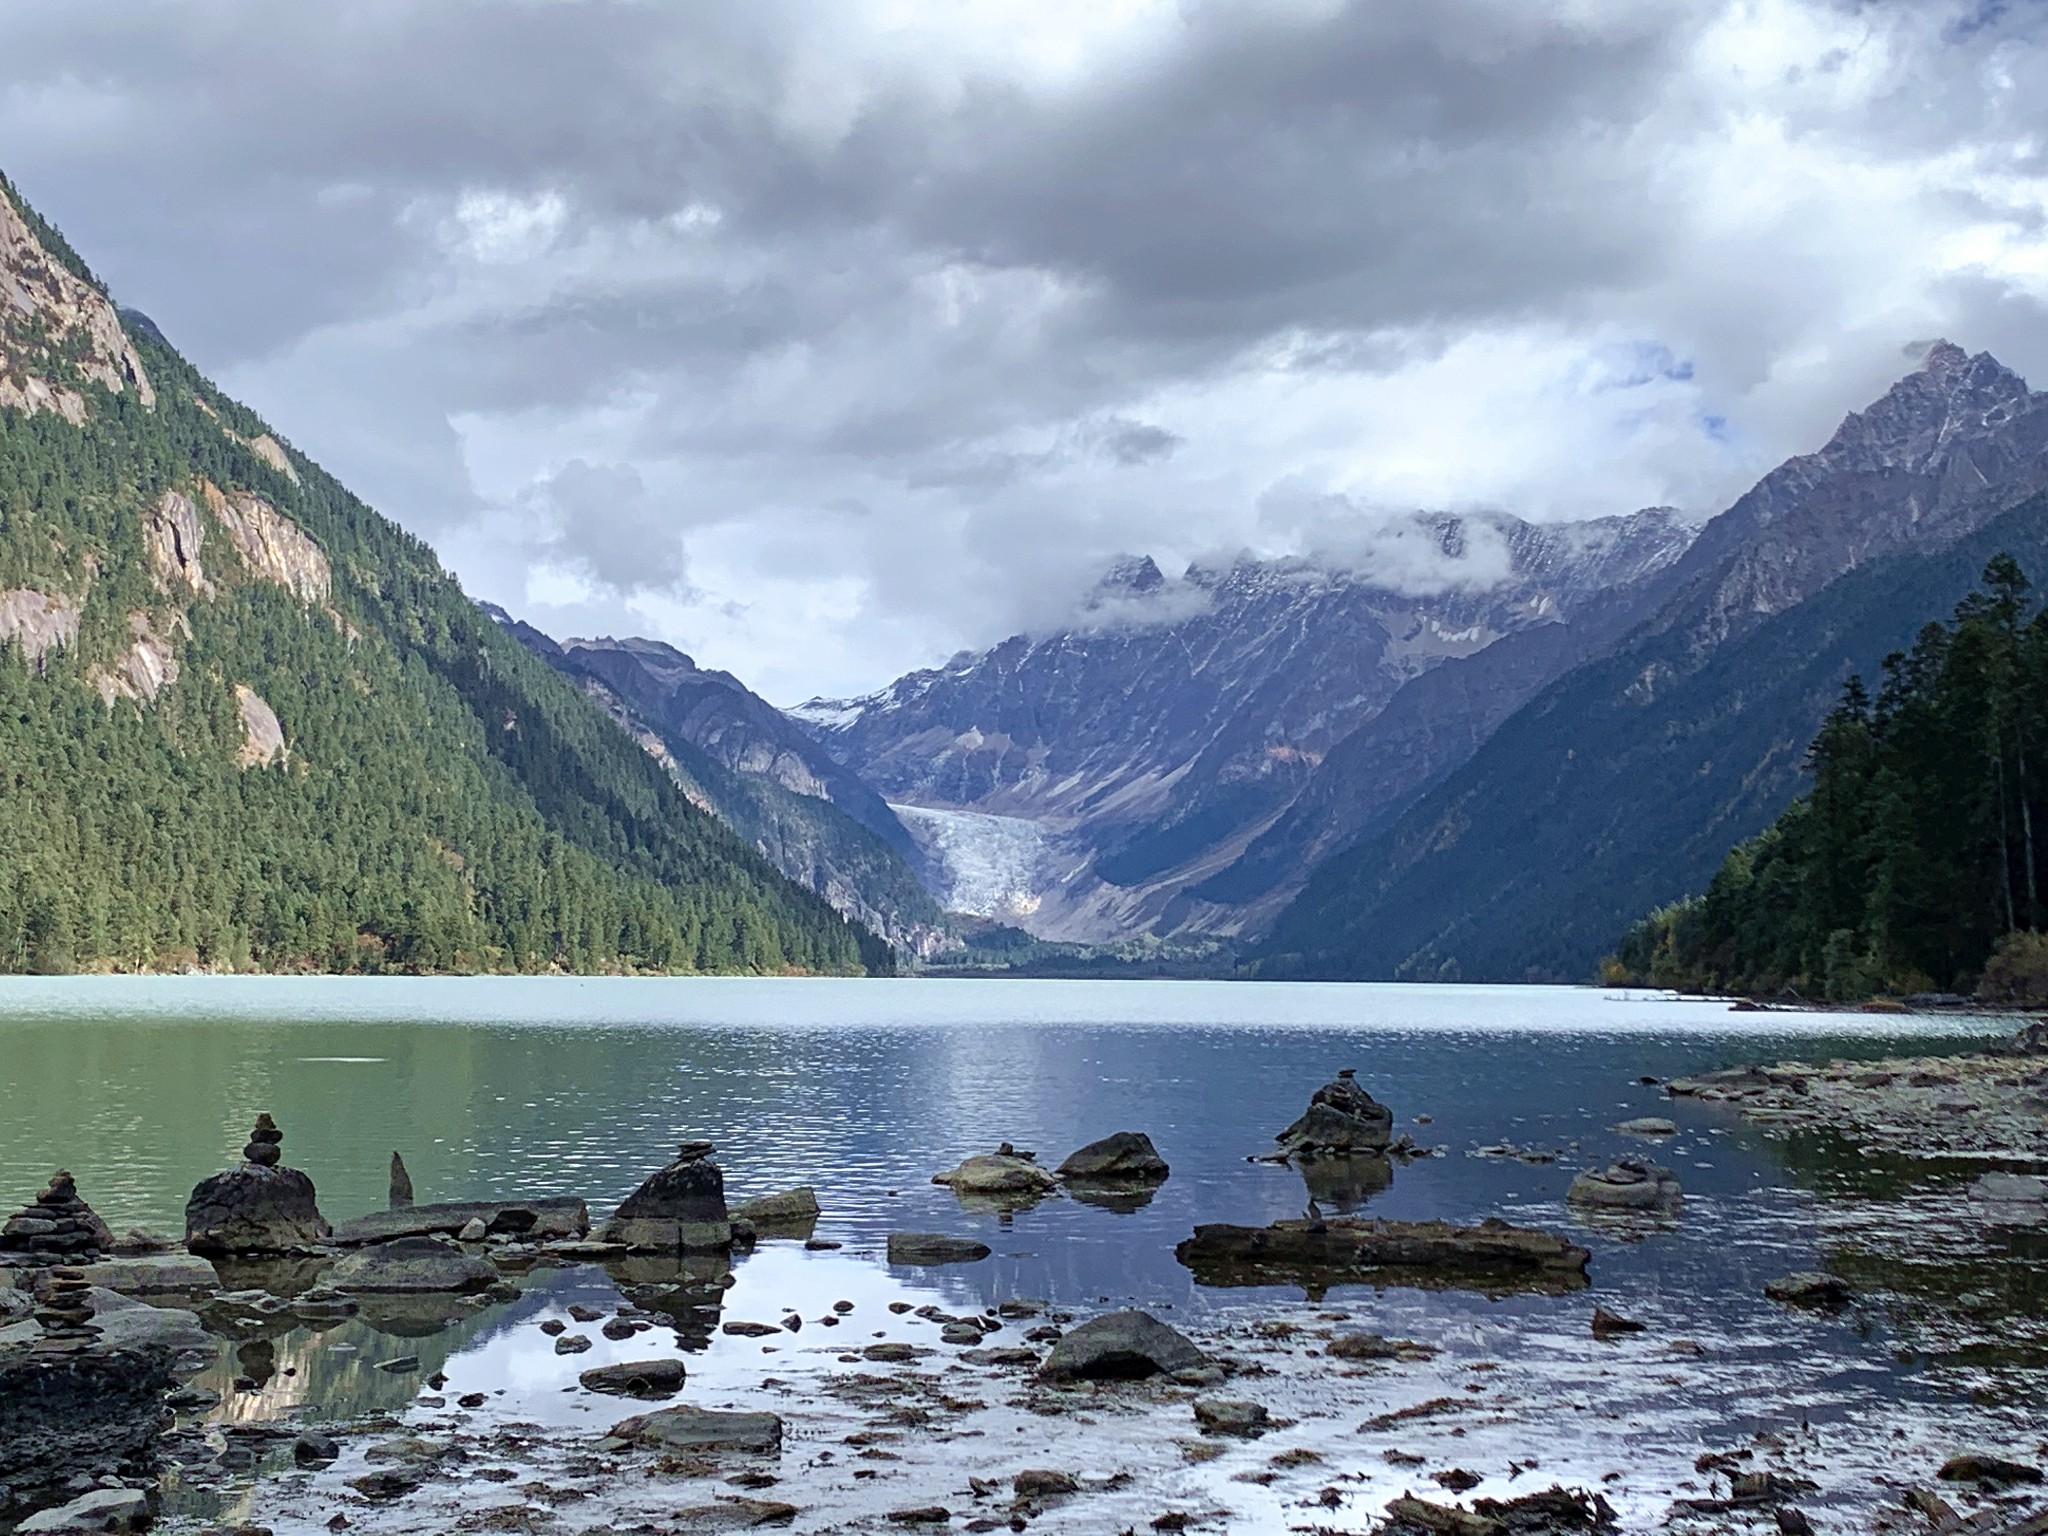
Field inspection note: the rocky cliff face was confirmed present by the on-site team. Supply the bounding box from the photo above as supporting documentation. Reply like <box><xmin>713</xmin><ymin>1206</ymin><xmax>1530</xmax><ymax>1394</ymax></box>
<box><xmin>486</xmin><ymin>611</ymin><xmax>953</xmax><ymax>959</ymax></box>
<box><xmin>1259</xmin><ymin>342</ymin><xmax>2048</xmax><ymax>981</ymax></box>
<box><xmin>797</xmin><ymin>509</ymin><xmax>1697</xmax><ymax>942</ymax></box>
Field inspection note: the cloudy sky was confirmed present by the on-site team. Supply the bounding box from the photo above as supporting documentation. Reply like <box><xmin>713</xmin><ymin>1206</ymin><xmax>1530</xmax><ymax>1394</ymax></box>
<box><xmin>4</xmin><ymin>0</ymin><xmax>2046</xmax><ymax>702</ymax></box>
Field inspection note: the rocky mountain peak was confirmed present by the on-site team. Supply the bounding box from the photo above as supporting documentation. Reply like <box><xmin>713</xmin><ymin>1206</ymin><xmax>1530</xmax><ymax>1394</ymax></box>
<box><xmin>1817</xmin><ymin>341</ymin><xmax>2036</xmax><ymax>475</ymax></box>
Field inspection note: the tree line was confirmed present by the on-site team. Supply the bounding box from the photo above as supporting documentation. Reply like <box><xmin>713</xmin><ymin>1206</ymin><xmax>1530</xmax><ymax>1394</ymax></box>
<box><xmin>1608</xmin><ymin>556</ymin><xmax>2048</xmax><ymax>1001</ymax></box>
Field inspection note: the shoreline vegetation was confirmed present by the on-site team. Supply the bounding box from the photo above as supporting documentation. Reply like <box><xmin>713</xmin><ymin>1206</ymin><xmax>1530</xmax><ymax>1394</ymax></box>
<box><xmin>1607</xmin><ymin>557</ymin><xmax>2048</xmax><ymax>1009</ymax></box>
<box><xmin>3</xmin><ymin>1034</ymin><xmax>2045</xmax><ymax>1534</ymax></box>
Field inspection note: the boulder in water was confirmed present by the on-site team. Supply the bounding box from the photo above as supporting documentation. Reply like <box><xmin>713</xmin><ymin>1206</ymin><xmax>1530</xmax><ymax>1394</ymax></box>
<box><xmin>1275</xmin><ymin>1070</ymin><xmax>1393</xmax><ymax>1156</ymax></box>
<box><xmin>1565</xmin><ymin>1161</ymin><xmax>1683</xmax><ymax>1215</ymax></box>
<box><xmin>728</xmin><ymin>1187</ymin><xmax>820</xmax><ymax>1228</ymax></box>
<box><xmin>602</xmin><ymin>1140</ymin><xmax>731</xmax><ymax>1252</ymax></box>
<box><xmin>1055</xmin><ymin>1132</ymin><xmax>1170</xmax><ymax>1186</ymax></box>
<box><xmin>389</xmin><ymin>1153</ymin><xmax>414</xmax><ymax>1210</ymax></box>
<box><xmin>932</xmin><ymin>1148</ymin><xmax>1058</xmax><ymax>1201</ymax></box>
<box><xmin>184</xmin><ymin>1118</ymin><xmax>330</xmax><ymax>1256</ymax></box>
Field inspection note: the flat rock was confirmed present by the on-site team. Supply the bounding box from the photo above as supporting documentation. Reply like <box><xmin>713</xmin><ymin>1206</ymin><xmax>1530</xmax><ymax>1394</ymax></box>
<box><xmin>1566</xmin><ymin>1161</ymin><xmax>1683</xmax><ymax>1214</ymax></box>
<box><xmin>931</xmin><ymin>1153</ymin><xmax>1058</xmax><ymax>1199</ymax></box>
<box><xmin>579</xmin><ymin>1358</ymin><xmax>686</xmax><ymax>1398</ymax></box>
<box><xmin>327</xmin><ymin>1236</ymin><xmax>497</xmax><ymax>1293</ymax></box>
<box><xmin>887</xmin><ymin>1233</ymin><xmax>992</xmax><ymax>1266</ymax></box>
<box><xmin>73</xmin><ymin>1256</ymin><xmax>219</xmax><ymax>1294</ymax></box>
<box><xmin>1038</xmin><ymin>1310</ymin><xmax>1207</xmax><ymax>1383</ymax></box>
<box><xmin>1176</xmin><ymin>1216</ymin><xmax>1591</xmax><ymax>1294</ymax></box>
<box><xmin>1055</xmin><ymin>1132</ymin><xmax>1170</xmax><ymax>1185</ymax></box>
<box><xmin>1193</xmin><ymin>1398</ymin><xmax>1269</xmax><ymax>1437</ymax></box>
<box><xmin>607</xmin><ymin>1405</ymin><xmax>784</xmax><ymax>1456</ymax></box>
<box><xmin>1614</xmin><ymin>1117</ymin><xmax>1677</xmax><ymax>1137</ymax></box>
<box><xmin>16</xmin><ymin>1488</ymin><xmax>151</xmax><ymax>1533</ymax></box>
<box><xmin>729</xmin><ymin>1188</ymin><xmax>820</xmax><ymax>1226</ymax></box>
<box><xmin>331</xmin><ymin>1199</ymin><xmax>588</xmax><ymax>1247</ymax></box>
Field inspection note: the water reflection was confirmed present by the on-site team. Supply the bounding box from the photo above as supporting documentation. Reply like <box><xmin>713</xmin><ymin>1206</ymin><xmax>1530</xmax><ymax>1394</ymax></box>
<box><xmin>1298</xmin><ymin>1151</ymin><xmax>1395</xmax><ymax>1213</ymax></box>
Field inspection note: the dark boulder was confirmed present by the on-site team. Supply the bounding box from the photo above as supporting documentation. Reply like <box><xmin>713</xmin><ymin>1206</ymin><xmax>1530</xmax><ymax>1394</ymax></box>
<box><xmin>603</xmin><ymin>1141</ymin><xmax>731</xmax><ymax>1251</ymax></box>
<box><xmin>1055</xmin><ymin>1132</ymin><xmax>1170</xmax><ymax>1185</ymax></box>
<box><xmin>184</xmin><ymin>1116</ymin><xmax>329</xmax><ymax>1257</ymax></box>
<box><xmin>603</xmin><ymin>1405</ymin><xmax>783</xmax><ymax>1456</ymax></box>
<box><xmin>579</xmin><ymin>1359</ymin><xmax>687</xmax><ymax>1399</ymax></box>
<box><xmin>886</xmin><ymin>1233</ymin><xmax>991</xmax><ymax>1266</ymax></box>
<box><xmin>1176</xmin><ymin>1216</ymin><xmax>1590</xmax><ymax>1296</ymax></box>
<box><xmin>1037</xmin><ymin>1310</ymin><xmax>1207</xmax><ymax>1382</ymax></box>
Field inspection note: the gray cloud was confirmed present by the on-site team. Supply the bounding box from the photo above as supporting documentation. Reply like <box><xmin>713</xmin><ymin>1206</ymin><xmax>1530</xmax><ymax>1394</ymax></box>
<box><xmin>4</xmin><ymin>0</ymin><xmax>2048</xmax><ymax>699</ymax></box>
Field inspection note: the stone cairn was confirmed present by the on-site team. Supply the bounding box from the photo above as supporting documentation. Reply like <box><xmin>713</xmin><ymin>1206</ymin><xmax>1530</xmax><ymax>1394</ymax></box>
<box><xmin>29</xmin><ymin>1266</ymin><xmax>100</xmax><ymax>1354</ymax></box>
<box><xmin>245</xmin><ymin>1113</ymin><xmax>284</xmax><ymax>1167</ymax></box>
<box><xmin>0</xmin><ymin>1170</ymin><xmax>112</xmax><ymax>1266</ymax></box>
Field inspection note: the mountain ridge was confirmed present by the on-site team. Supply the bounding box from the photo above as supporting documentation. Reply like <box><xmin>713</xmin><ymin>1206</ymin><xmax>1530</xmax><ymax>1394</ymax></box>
<box><xmin>1257</xmin><ymin>340</ymin><xmax>2048</xmax><ymax>981</ymax></box>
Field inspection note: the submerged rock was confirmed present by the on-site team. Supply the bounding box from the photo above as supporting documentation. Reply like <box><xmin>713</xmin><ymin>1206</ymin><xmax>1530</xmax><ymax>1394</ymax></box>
<box><xmin>72</xmin><ymin>1256</ymin><xmax>218</xmax><ymax>1296</ymax></box>
<box><xmin>1275</xmin><ymin>1070</ymin><xmax>1393</xmax><ymax>1157</ymax></box>
<box><xmin>1175</xmin><ymin>1216</ymin><xmax>1591</xmax><ymax>1295</ymax></box>
<box><xmin>327</xmin><ymin>1236</ymin><xmax>497</xmax><ymax>1293</ymax></box>
<box><xmin>579</xmin><ymin>1358</ymin><xmax>686</xmax><ymax>1398</ymax></box>
<box><xmin>603</xmin><ymin>1140</ymin><xmax>731</xmax><ymax>1251</ymax></box>
<box><xmin>1936</xmin><ymin>1453</ymin><xmax>2043</xmax><ymax>1486</ymax></box>
<box><xmin>886</xmin><ymin>1233</ymin><xmax>992</xmax><ymax>1266</ymax></box>
<box><xmin>1055</xmin><ymin>1132</ymin><xmax>1170</xmax><ymax>1185</ymax></box>
<box><xmin>604</xmin><ymin>1404</ymin><xmax>783</xmax><ymax>1456</ymax></box>
<box><xmin>1565</xmin><ymin>1161</ymin><xmax>1683</xmax><ymax>1214</ymax></box>
<box><xmin>1038</xmin><ymin>1310</ymin><xmax>1207</xmax><ymax>1382</ymax></box>
<box><xmin>184</xmin><ymin>1116</ymin><xmax>330</xmax><ymax>1256</ymax></box>
<box><xmin>334</xmin><ymin>1197</ymin><xmax>588</xmax><ymax>1247</ymax></box>
<box><xmin>1763</xmin><ymin>1272</ymin><xmax>1855</xmax><ymax>1312</ymax></box>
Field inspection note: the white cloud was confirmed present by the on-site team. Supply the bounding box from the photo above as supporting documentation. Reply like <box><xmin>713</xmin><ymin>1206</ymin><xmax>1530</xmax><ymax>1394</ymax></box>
<box><xmin>7</xmin><ymin>0</ymin><xmax>2048</xmax><ymax>701</ymax></box>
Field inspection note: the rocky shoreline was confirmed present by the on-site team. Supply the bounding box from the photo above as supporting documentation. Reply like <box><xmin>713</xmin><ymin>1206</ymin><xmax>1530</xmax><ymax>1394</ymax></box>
<box><xmin>2</xmin><ymin>1053</ymin><xmax>2045</xmax><ymax>1536</ymax></box>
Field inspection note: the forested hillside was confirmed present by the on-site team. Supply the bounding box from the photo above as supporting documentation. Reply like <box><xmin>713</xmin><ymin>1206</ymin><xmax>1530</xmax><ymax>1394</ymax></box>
<box><xmin>1611</xmin><ymin>554</ymin><xmax>2048</xmax><ymax>999</ymax></box>
<box><xmin>0</xmin><ymin>171</ymin><xmax>884</xmax><ymax>976</ymax></box>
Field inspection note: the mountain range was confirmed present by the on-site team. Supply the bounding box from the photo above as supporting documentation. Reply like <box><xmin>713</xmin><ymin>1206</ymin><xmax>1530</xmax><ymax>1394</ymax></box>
<box><xmin>793</xmin><ymin>511</ymin><xmax>1697</xmax><ymax>940</ymax></box>
<box><xmin>12</xmin><ymin>153</ymin><xmax>2047</xmax><ymax>985</ymax></box>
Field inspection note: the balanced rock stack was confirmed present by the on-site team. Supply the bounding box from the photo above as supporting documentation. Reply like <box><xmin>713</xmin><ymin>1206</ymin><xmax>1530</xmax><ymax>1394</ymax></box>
<box><xmin>1274</xmin><ymin>1069</ymin><xmax>1394</xmax><ymax>1159</ymax></box>
<box><xmin>184</xmin><ymin>1113</ymin><xmax>331</xmax><ymax>1257</ymax></box>
<box><xmin>29</xmin><ymin>1266</ymin><xmax>100</xmax><ymax>1353</ymax></box>
<box><xmin>0</xmin><ymin>1170</ymin><xmax>115</xmax><ymax>1266</ymax></box>
<box><xmin>603</xmin><ymin>1139</ymin><xmax>731</xmax><ymax>1252</ymax></box>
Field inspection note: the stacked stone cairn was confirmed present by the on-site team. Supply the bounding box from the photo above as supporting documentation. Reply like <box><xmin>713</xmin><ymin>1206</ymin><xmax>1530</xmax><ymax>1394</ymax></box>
<box><xmin>29</xmin><ymin>1266</ymin><xmax>100</xmax><ymax>1353</ymax></box>
<box><xmin>184</xmin><ymin>1113</ymin><xmax>331</xmax><ymax>1257</ymax></box>
<box><xmin>603</xmin><ymin>1139</ymin><xmax>732</xmax><ymax>1252</ymax></box>
<box><xmin>0</xmin><ymin>1170</ymin><xmax>114</xmax><ymax>1267</ymax></box>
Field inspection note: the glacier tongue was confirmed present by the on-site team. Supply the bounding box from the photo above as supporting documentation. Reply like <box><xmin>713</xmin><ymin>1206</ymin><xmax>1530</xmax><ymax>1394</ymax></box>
<box><xmin>892</xmin><ymin>804</ymin><xmax>1051</xmax><ymax>920</ymax></box>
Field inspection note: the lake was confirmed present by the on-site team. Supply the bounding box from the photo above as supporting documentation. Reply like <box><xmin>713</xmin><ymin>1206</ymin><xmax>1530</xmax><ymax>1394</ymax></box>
<box><xmin>0</xmin><ymin>977</ymin><xmax>2037</xmax><ymax>1532</ymax></box>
